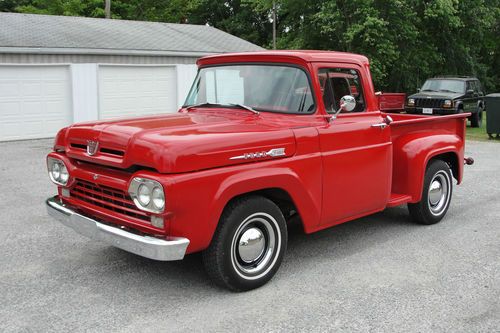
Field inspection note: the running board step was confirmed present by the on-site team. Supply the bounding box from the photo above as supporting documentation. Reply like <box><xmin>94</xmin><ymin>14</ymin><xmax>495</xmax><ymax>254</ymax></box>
<box><xmin>387</xmin><ymin>193</ymin><xmax>412</xmax><ymax>207</ymax></box>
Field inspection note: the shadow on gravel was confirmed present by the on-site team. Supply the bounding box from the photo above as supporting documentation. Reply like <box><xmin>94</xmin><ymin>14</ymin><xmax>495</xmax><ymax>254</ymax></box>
<box><xmin>86</xmin><ymin>205</ymin><xmax>420</xmax><ymax>292</ymax></box>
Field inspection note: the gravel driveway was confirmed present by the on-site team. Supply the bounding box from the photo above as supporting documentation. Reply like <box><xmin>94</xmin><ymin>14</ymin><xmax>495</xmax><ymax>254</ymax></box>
<box><xmin>0</xmin><ymin>139</ymin><xmax>498</xmax><ymax>332</ymax></box>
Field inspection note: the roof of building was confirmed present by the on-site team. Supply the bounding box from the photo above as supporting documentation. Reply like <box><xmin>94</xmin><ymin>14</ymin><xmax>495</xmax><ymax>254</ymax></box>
<box><xmin>0</xmin><ymin>12</ymin><xmax>264</xmax><ymax>57</ymax></box>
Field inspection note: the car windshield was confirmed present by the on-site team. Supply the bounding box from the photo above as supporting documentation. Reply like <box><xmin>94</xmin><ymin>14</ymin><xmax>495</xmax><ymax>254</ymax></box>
<box><xmin>184</xmin><ymin>65</ymin><xmax>315</xmax><ymax>114</ymax></box>
<box><xmin>421</xmin><ymin>79</ymin><xmax>465</xmax><ymax>93</ymax></box>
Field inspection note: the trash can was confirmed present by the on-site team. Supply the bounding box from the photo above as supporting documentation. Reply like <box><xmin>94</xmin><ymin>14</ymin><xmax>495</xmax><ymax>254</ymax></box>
<box><xmin>485</xmin><ymin>93</ymin><xmax>500</xmax><ymax>139</ymax></box>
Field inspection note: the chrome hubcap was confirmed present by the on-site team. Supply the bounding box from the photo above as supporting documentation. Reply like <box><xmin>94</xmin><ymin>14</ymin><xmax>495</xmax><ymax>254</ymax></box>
<box><xmin>429</xmin><ymin>180</ymin><xmax>443</xmax><ymax>205</ymax></box>
<box><xmin>428</xmin><ymin>171</ymin><xmax>450</xmax><ymax>216</ymax></box>
<box><xmin>230</xmin><ymin>212</ymin><xmax>281</xmax><ymax>280</ymax></box>
<box><xmin>238</xmin><ymin>227</ymin><xmax>265</xmax><ymax>263</ymax></box>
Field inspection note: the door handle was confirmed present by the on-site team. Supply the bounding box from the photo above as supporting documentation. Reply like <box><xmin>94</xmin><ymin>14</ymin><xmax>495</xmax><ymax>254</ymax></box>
<box><xmin>372</xmin><ymin>115</ymin><xmax>393</xmax><ymax>129</ymax></box>
<box><xmin>371</xmin><ymin>123</ymin><xmax>387</xmax><ymax>129</ymax></box>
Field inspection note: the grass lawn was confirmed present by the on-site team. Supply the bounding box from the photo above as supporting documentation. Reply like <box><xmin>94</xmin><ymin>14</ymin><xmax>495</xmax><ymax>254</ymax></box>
<box><xmin>466</xmin><ymin>112</ymin><xmax>500</xmax><ymax>142</ymax></box>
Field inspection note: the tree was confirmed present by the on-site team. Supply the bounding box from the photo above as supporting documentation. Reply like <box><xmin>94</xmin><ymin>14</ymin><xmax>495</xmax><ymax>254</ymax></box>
<box><xmin>6</xmin><ymin>0</ymin><xmax>500</xmax><ymax>92</ymax></box>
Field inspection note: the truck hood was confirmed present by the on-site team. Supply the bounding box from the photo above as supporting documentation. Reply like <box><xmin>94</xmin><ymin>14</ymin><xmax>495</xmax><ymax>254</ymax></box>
<box><xmin>409</xmin><ymin>91</ymin><xmax>464</xmax><ymax>100</ymax></box>
<box><xmin>56</xmin><ymin>111</ymin><xmax>296</xmax><ymax>173</ymax></box>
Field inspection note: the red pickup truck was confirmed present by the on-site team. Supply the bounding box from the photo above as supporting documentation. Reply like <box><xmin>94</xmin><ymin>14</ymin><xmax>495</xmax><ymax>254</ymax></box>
<box><xmin>46</xmin><ymin>51</ymin><xmax>471</xmax><ymax>291</ymax></box>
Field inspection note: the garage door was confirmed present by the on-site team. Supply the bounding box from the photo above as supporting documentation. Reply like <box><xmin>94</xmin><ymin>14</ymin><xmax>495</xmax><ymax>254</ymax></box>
<box><xmin>0</xmin><ymin>65</ymin><xmax>72</xmax><ymax>141</ymax></box>
<box><xmin>98</xmin><ymin>65</ymin><xmax>178</xmax><ymax>120</ymax></box>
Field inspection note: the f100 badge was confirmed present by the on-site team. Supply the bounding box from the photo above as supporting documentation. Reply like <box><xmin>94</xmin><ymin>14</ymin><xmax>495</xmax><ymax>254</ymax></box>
<box><xmin>230</xmin><ymin>148</ymin><xmax>286</xmax><ymax>160</ymax></box>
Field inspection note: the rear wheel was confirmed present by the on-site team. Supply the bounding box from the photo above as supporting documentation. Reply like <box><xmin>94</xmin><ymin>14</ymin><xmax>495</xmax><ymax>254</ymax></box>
<box><xmin>408</xmin><ymin>160</ymin><xmax>453</xmax><ymax>225</ymax></box>
<box><xmin>202</xmin><ymin>195</ymin><xmax>287</xmax><ymax>291</ymax></box>
<box><xmin>470</xmin><ymin>107</ymin><xmax>483</xmax><ymax>128</ymax></box>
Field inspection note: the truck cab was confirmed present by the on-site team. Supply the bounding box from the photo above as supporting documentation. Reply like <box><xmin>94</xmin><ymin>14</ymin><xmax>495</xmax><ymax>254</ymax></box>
<box><xmin>46</xmin><ymin>51</ymin><xmax>470</xmax><ymax>291</ymax></box>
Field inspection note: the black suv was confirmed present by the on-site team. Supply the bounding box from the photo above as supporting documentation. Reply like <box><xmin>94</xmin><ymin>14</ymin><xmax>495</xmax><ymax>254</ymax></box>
<box><xmin>405</xmin><ymin>76</ymin><xmax>485</xmax><ymax>127</ymax></box>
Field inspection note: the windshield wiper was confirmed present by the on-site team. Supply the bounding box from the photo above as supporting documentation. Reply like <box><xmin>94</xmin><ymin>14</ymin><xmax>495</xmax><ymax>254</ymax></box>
<box><xmin>421</xmin><ymin>89</ymin><xmax>436</xmax><ymax>92</ymax></box>
<box><xmin>184</xmin><ymin>102</ymin><xmax>219</xmax><ymax>110</ymax></box>
<box><xmin>438</xmin><ymin>89</ymin><xmax>457</xmax><ymax>93</ymax></box>
<box><xmin>184</xmin><ymin>102</ymin><xmax>259</xmax><ymax>115</ymax></box>
<box><xmin>228</xmin><ymin>103</ymin><xmax>260</xmax><ymax>115</ymax></box>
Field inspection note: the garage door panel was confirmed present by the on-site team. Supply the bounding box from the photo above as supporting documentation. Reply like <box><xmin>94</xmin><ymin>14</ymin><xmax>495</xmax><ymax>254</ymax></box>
<box><xmin>23</xmin><ymin>82</ymin><xmax>43</xmax><ymax>97</ymax></box>
<box><xmin>0</xmin><ymin>102</ymin><xmax>19</xmax><ymax>115</ymax></box>
<box><xmin>0</xmin><ymin>66</ymin><xmax>71</xmax><ymax>141</ymax></box>
<box><xmin>0</xmin><ymin>82</ymin><xmax>19</xmax><ymax>97</ymax></box>
<box><xmin>99</xmin><ymin>66</ymin><xmax>177</xmax><ymax>120</ymax></box>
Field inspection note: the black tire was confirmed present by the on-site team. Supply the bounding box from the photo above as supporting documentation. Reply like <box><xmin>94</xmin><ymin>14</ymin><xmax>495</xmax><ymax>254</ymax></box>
<box><xmin>470</xmin><ymin>107</ymin><xmax>483</xmax><ymax>128</ymax></box>
<box><xmin>408</xmin><ymin>159</ymin><xmax>453</xmax><ymax>225</ymax></box>
<box><xmin>202</xmin><ymin>195</ymin><xmax>287</xmax><ymax>291</ymax></box>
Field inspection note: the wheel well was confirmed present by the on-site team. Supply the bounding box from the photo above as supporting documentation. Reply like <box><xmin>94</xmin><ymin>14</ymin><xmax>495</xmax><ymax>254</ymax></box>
<box><xmin>429</xmin><ymin>152</ymin><xmax>459</xmax><ymax>181</ymax></box>
<box><xmin>225</xmin><ymin>188</ymin><xmax>300</xmax><ymax>224</ymax></box>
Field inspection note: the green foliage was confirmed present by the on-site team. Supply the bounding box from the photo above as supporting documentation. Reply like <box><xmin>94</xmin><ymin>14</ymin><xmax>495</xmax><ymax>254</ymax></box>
<box><xmin>4</xmin><ymin>0</ymin><xmax>499</xmax><ymax>93</ymax></box>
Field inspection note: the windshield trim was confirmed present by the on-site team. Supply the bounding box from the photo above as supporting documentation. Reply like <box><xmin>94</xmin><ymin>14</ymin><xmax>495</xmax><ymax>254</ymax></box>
<box><xmin>183</xmin><ymin>62</ymin><xmax>317</xmax><ymax>115</ymax></box>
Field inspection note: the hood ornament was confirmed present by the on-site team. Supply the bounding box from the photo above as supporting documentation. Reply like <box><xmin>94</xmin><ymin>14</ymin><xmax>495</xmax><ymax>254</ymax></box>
<box><xmin>87</xmin><ymin>140</ymin><xmax>99</xmax><ymax>156</ymax></box>
<box><xmin>230</xmin><ymin>148</ymin><xmax>286</xmax><ymax>160</ymax></box>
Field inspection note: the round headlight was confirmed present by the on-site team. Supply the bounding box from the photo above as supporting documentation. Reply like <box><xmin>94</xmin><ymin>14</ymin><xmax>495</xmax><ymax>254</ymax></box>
<box><xmin>59</xmin><ymin>165</ymin><xmax>69</xmax><ymax>183</ymax></box>
<box><xmin>47</xmin><ymin>158</ymin><xmax>70</xmax><ymax>186</ymax></box>
<box><xmin>52</xmin><ymin>162</ymin><xmax>61</xmax><ymax>180</ymax></box>
<box><xmin>152</xmin><ymin>187</ymin><xmax>165</xmax><ymax>210</ymax></box>
<box><xmin>138</xmin><ymin>184</ymin><xmax>151</xmax><ymax>206</ymax></box>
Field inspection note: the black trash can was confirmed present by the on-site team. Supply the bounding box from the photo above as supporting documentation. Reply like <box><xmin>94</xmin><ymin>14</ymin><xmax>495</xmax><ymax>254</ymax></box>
<box><xmin>485</xmin><ymin>93</ymin><xmax>500</xmax><ymax>138</ymax></box>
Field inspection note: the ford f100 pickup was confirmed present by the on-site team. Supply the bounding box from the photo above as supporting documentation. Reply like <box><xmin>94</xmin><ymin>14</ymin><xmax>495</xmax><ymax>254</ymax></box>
<box><xmin>46</xmin><ymin>51</ymin><xmax>471</xmax><ymax>291</ymax></box>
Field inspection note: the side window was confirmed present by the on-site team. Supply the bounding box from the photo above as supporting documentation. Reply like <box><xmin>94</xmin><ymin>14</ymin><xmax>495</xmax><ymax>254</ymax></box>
<box><xmin>466</xmin><ymin>81</ymin><xmax>473</xmax><ymax>92</ymax></box>
<box><xmin>473</xmin><ymin>80</ymin><xmax>481</xmax><ymax>93</ymax></box>
<box><xmin>318</xmin><ymin>68</ymin><xmax>365</xmax><ymax>113</ymax></box>
<box><xmin>470</xmin><ymin>81</ymin><xmax>476</xmax><ymax>92</ymax></box>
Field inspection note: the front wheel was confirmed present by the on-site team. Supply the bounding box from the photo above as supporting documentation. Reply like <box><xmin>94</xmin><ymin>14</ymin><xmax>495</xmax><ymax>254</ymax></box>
<box><xmin>202</xmin><ymin>196</ymin><xmax>287</xmax><ymax>291</ymax></box>
<box><xmin>408</xmin><ymin>160</ymin><xmax>453</xmax><ymax>225</ymax></box>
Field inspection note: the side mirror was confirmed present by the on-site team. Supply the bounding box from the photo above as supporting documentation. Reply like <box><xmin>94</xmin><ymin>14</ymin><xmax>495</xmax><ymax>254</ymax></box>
<box><xmin>417</xmin><ymin>88</ymin><xmax>421</xmax><ymax>92</ymax></box>
<box><xmin>466</xmin><ymin>89</ymin><xmax>474</xmax><ymax>96</ymax></box>
<box><xmin>330</xmin><ymin>95</ymin><xmax>356</xmax><ymax>122</ymax></box>
<box><xmin>339</xmin><ymin>95</ymin><xmax>356</xmax><ymax>112</ymax></box>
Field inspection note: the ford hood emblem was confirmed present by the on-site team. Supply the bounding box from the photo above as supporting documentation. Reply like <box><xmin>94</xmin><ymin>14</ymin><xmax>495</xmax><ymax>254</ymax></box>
<box><xmin>87</xmin><ymin>140</ymin><xmax>99</xmax><ymax>156</ymax></box>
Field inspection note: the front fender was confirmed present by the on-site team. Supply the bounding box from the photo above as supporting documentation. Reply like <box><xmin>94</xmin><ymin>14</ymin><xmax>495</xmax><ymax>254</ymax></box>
<box><xmin>211</xmin><ymin>167</ymin><xmax>321</xmax><ymax>233</ymax></box>
<box><xmin>167</xmin><ymin>157</ymin><xmax>322</xmax><ymax>253</ymax></box>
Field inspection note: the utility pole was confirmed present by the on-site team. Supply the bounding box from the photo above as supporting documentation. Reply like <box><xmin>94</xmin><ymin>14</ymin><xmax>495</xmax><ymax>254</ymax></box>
<box><xmin>105</xmin><ymin>0</ymin><xmax>111</xmax><ymax>19</ymax></box>
<box><xmin>272</xmin><ymin>0</ymin><xmax>276</xmax><ymax>49</ymax></box>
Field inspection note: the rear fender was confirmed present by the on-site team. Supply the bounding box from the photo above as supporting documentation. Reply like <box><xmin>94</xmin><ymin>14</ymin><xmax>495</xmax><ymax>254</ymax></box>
<box><xmin>392</xmin><ymin>134</ymin><xmax>464</xmax><ymax>203</ymax></box>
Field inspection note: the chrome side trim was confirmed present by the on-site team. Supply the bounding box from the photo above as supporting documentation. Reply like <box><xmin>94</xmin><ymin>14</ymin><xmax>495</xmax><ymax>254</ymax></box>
<box><xmin>230</xmin><ymin>148</ymin><xmax>286</xmax><ymax>160</ymax></box>
<box><xmin>46</xmin><ymin>196</ymin><xmax>189</xmax><ymax>261</ymax></box>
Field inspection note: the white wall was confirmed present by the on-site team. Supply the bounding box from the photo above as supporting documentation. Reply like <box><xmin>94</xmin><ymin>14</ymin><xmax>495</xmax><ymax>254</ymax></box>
<box><xmin>71</xmin><ymin>63</ymin><xmax>197</xmax><ymax>123</ymax></box>
<box><xmin>176</xmin><ymin>64</ymin><xmax>198</xmax><ymax>108</ymax></box>
<box><xmin>0</xmin><ymin>62</ymin><xmax>198</xmax><ymax>141</ymax></box>
<box><xmin>71</xmin><ymin>64</ymin><xmax>99</xmax><ymax>123</ymax></box>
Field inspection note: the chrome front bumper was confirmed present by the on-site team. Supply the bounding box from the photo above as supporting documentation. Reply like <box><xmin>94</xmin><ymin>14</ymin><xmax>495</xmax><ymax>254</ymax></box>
<box><xmin>46</xmin><ymin>196</ymin><xmax>189</xmax><ymax>261</ymax></box>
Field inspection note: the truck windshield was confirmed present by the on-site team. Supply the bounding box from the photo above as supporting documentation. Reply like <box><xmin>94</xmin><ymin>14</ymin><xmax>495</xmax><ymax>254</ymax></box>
<box><xmin>184</xmin><ymin>65</ymin><xmax>315</xmax><ymax>114</ymax></box>
<box><xmin>421</xmin><ymin>79</ymin><xmax>465</xmax><ymax>93</ymax></box>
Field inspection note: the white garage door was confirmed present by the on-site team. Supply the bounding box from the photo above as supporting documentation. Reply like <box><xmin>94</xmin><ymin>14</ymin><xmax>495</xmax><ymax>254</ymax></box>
<box><xmin>0</xmin><ymin>65</ymin><xmax>72</xmax><ymax>141</ymax></box>
<box><xmin>98</xmin><ymin>65</ymin><xmax>178</xmax><ymax>119</ymax></box>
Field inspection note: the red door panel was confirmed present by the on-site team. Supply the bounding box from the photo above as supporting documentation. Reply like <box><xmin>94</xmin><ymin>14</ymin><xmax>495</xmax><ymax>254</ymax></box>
<box><xmin>318</xmin><ymin>112</ymin><xmax>392</xmax><ymax>226</ymax></box>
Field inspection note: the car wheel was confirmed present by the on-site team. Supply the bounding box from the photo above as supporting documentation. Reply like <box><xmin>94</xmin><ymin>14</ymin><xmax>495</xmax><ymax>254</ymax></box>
<box><xmin>202</xmin><ymin>195</ymin><xmax>287</xmax><ymax>291</ymax></box>
<box><xmin>408</xmin><ymin>159</ymin><xmax>453</xmax><ymax>225</ymax></box>
<box><xmin>470</xmin><ymin>107</ymin><xmax>483</xmax><ymax>128</ymax></box>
